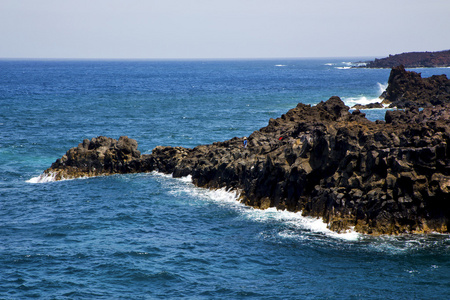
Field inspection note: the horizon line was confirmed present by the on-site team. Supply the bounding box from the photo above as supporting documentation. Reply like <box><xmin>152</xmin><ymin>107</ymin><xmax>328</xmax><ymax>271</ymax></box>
<box><xmin>0</xmin><ymin>55</ymin><xmax>380</xmax><ymax>62</ymax></box>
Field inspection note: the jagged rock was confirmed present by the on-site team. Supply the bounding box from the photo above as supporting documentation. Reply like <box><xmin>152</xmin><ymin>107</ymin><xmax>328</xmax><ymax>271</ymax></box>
<box><xmin>380</xmin><ymin>65</ymin><xmax>450</xmax><ymax>108</ymax></box>
<box><xmin>44</xmin><ymin>136</ymin><xmax>142</xmax><ymax>180</ymax></box>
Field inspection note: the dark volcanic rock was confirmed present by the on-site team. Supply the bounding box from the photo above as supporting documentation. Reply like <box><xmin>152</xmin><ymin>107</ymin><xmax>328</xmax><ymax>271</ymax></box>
<box><xmin>380</xmin><ymin>65</ymin><xmax>450</xmax><ymax>108</ymax></box>
<box><xmin>352</xmin><ymin>102</ymin><xmax>384</xmax><ymax>110</ymax></box>
<box><xmin>44</xmin><ymin>96</ymin><xmax>450</xmax><ymax>235</ymax></box>
<box><xmin>365</xmin><ymin>50</ymin><xmax>450</xmax><ymax>68</ymax></box>
<box><xmin>44</xmin><ymin>136</ymin><xmax>143</xmax><ymax>180</ymax></box>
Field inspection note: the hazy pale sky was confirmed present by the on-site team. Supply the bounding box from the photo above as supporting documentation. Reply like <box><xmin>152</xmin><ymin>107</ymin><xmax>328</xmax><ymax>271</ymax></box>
<box><xmin>1</xmin><ymin>0</ymin><xmax>449</xmax><ymax>59</ymax></box>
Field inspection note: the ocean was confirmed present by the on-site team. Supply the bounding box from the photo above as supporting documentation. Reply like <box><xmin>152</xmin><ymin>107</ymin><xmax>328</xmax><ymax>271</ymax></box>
<box><xmin>1</xmin><ymin>59</ymin><xmax>450</xmax><ymax>299</ymax></box>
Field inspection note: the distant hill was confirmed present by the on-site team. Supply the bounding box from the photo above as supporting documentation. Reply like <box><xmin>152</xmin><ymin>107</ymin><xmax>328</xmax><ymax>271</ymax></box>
<box><xmin>363</xmin><ymin>50</ymin><xmax>450</xmax><ymax>68</ymax></box>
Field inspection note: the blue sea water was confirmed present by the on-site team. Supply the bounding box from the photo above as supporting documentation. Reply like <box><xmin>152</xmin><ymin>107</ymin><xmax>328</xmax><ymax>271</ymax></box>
<box><xmin>1</xmin><ymin>59</ymin><xmax>450</xmax><ymax>299</ymax></box>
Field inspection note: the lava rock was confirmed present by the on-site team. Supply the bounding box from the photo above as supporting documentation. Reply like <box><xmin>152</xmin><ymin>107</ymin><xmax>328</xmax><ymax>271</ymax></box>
<box><xmin>380</xmin><ymin>65</ymin><xmax>450</xmax><ymax>108</ymax></box>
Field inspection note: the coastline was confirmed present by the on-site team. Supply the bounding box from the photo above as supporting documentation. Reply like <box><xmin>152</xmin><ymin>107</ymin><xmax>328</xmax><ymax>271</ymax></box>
<box><xmin>357</xmin><ymin>50</ymin><xmax>450</xmax><ymax>69</ymax></box>
<box><xmin>29</xmin><ymin>64</ymin><xmax>450</xmax><ymax>235</ymax></box>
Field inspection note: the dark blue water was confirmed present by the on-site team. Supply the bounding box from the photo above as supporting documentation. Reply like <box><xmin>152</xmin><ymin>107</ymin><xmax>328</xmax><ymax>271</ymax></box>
<box><xmin>1</xmin><ymin>59</ymin><xmax>450</xmax><ymax>299</ymax></box>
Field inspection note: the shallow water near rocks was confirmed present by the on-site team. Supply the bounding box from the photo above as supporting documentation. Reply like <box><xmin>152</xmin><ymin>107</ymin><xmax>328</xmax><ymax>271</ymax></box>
<box><xmin>1</xmin><ymin>59</ymin><xmax>450</xmax><ymax>299</ymax></box>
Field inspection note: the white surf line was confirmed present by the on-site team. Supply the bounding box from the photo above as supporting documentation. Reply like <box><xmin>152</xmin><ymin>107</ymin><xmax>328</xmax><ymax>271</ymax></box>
<box><xmin>153</xmin><ymin>171</ymin><xmax>360</xmax><ymax>241</ymax></box>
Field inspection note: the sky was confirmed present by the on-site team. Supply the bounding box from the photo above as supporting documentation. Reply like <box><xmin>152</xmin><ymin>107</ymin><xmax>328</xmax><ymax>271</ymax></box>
<box><xmin>1</xmin><ymin>0</ymin><xmax>449</xmax><ymax>59</ymax></box>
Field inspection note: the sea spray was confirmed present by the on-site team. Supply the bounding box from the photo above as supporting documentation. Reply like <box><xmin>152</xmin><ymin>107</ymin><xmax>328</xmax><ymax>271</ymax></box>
<box><xmin>27</xmin><ymin>172</ymin><xmax>90</xmax><ymax>183</ymax></box>
<box><xmin>342</xmin><ymin>82</ymin><xmax>388</xmax><ymax>108</ymax></box>
<box><xmin>27</xmin><ymin>172</ymin><xmax>58</xmax><ymax>183</ymax></box>
<box><xmin>377</xmin><ymin>82</ymin><xmax>388</xmax><ymax>94</ymax></box>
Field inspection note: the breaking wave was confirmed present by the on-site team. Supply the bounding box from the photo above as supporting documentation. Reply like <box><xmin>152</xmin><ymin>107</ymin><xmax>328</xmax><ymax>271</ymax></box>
<box><xmin>27</xmin><ymin>172</ymin><xmax>58</xmax><ymax>183</ymax></box>
<box><xmin>334</xmin><ymin>61</ymin><xmax>367</xmax><ymax>69</ymax></box>
<box><xmin>342</xmin><ymin>82</ymin><xmax>388</xmax><ymax>108</ymax></box>
<box><xmin>27</xmin><ymin>172</ymin><xmax>88</xmax><ymax>183</ymax></box>
<box><xmin>153</xmin><ymin>172</ymin><xmax>360</xmax><ymax>241</ymax></box>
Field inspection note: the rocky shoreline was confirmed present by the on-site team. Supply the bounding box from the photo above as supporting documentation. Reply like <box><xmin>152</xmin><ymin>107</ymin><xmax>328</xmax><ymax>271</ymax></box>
<box><xmin>41</xmin><ymin>68</ymin><xmax>450</xmax><ymax>235</ymax></box>
<box><xmin>361</xmin><ymin>50</ymin><xmax>450</xmax><ymax>68</ymax></box>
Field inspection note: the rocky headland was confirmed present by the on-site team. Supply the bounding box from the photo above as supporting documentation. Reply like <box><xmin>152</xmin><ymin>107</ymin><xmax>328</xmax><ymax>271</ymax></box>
<box><xmin>362</xmin><ymin>50</ymin><xmax>450</xmax><ymax>68</ymax></box>
<box><xmin>41</xmin><ymin>69</ymin><xmax>450</xmax><ymax>235</ymax></box>
<box><xmin>353</xmin><ymin>65</ymin><xmax>450</xmax><ymax>109</ymax></box>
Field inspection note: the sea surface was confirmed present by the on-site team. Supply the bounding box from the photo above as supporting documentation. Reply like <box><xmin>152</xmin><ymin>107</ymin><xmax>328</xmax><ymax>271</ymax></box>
<box><xmin>1</xmin><ymin>59</ymin><xmax>450</xmax><ymax>299</ymax></box>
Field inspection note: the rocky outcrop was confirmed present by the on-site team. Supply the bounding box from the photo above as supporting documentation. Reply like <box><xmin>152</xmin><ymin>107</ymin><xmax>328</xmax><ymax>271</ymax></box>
<box><xmin>364</xmin><ymin>50</ymin><xmax>450</xmax><ymax>68</ymax></box>
<box><xmin>43</xmin><ymin>96</ymin><xmax>450</xmax><ymax>235</ymax></box>
<box><xmin>41</xmin><ymin>67</ymin><xmax>450</xmax><ymax>235</ymax></box>
<box><xmin>351</xmin><ymin>103</ymin><xmax>384</xmax><ymax>110</ymax></box>
<box><xmin>44</xmin><ymin>136</ymin><xmax>143</xmax><ymax>180</ymax></box>
<box><xmin>380</xmin><ymin>65</ymin><xmax>450</xmax><ymax>108</ymax></box>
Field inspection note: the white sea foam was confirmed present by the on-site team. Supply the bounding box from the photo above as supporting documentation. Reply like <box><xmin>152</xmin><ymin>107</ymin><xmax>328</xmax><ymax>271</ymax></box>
<box><xmin>342</xmin><ymin>82</ymin><xmax>389</xmax><ymax>108</ymax></box>
<box><xmin>245</xmin><ymin>207</ymin><xmax>360</xmax><ymax>241</ymax></box>
<box><xmin>27</xmin><ymin>172</ymin><xmax>88</xmax><ymax>183</ymax></box>
<box><xmin>343</xmin><ymin>96</ymin><xmax>382</xmax><ymax>107</ymax></box>
<box><xmin>324</xmin><ymin>63</ymin><xmax>334</xmax><ymax>66</ymax></box>
<box><xmin>179</xmin><ymin>174</ymin><xmax>193</xmax><ymax>183</ymax></box>
<box><xmin>153</xmin><ymin>172</ymin><xmax>360</xmax><ymax>241</ymax></box>
<box><xmin>275</xmin><ymin>64</ymin><xmax>286</xmax><ymax>67</ymax></box>
<box><xmin>335</xmin><ymin>62</ymin><xmax>367</xmax><ymax>69</ymax></box>
<box><xmin>27</xmin><ymin>172</ymin><xmax>58</xmax><ymax>183</ymax></box>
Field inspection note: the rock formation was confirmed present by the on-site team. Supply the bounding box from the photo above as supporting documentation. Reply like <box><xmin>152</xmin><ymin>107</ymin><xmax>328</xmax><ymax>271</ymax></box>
<box><xmin>363</xmin><ymin>50</ymin><xmax>450</xmax><ymax>68</ymax></box>
<box><xmin>352</xmin><ymin>65</ymin><xmax>450</xmax><ymax>109</ymax></box>
<box><xmin>44</xmin><ymin>136</ymin><xmax>142</xmax><ymax>180</ymax></box>
<box><xmin>41</xmin><ymin>68</ymin><xmax>450</xmax><ymax>235</ymax></box>
<box><xmin>351</xmin><ymin>102</ymin><xmax>384</xmax><ymax>110</ymax></box>
<box><xmin>380</xmin><ymin>65</ymin><xmax>450</xmax><ymax>108</ymax></box>
<box><xmin>43</xmin><ymin>96</ymin><xmax>450</xmax><ymax>235</ymax></box>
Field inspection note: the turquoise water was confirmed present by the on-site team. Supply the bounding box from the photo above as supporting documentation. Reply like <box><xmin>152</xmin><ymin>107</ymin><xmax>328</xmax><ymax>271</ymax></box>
<box><xmin>1</xmin><ymin>59</ymin><xmax>450</xmax><ymax>299</ymax></box>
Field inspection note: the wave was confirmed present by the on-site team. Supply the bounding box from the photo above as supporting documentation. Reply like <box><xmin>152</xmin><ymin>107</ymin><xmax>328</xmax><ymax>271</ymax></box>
<box><xmin>246</xmin><ymin>207</ymin><xmax>360</xmax><ymax>241</ymax></box>
<box><xmin>154</xmin><ymin>172</ymin><xmax>360</xmax><ymax>241</ymax></box>
<box><xmin>27</xmin><ymin>172</ymin><xmax>58</xmax><ymax>183</ymax></box>
<box><xmin>343</xmin><ymin>96</ymin><xmax>383</xmax><ymax>107</ymax></box>
<box><xmin>342</xmin><ymin>82</ymin><xmax>389</xmax><ymax>108</ymax></box>
<box><xmin>274</xmin><ymin>64</ymin><xmax>286</xmax><ymax>67</ymax></box>
<box><xmin>26</xmin><ymin>172</ymin><xmax>89</xmax><ymax>183</ymax></box>
<box><xmin>335</xmin><ymin>62</ymin><xmax>368</xmax><ymax>69</ymax></box>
